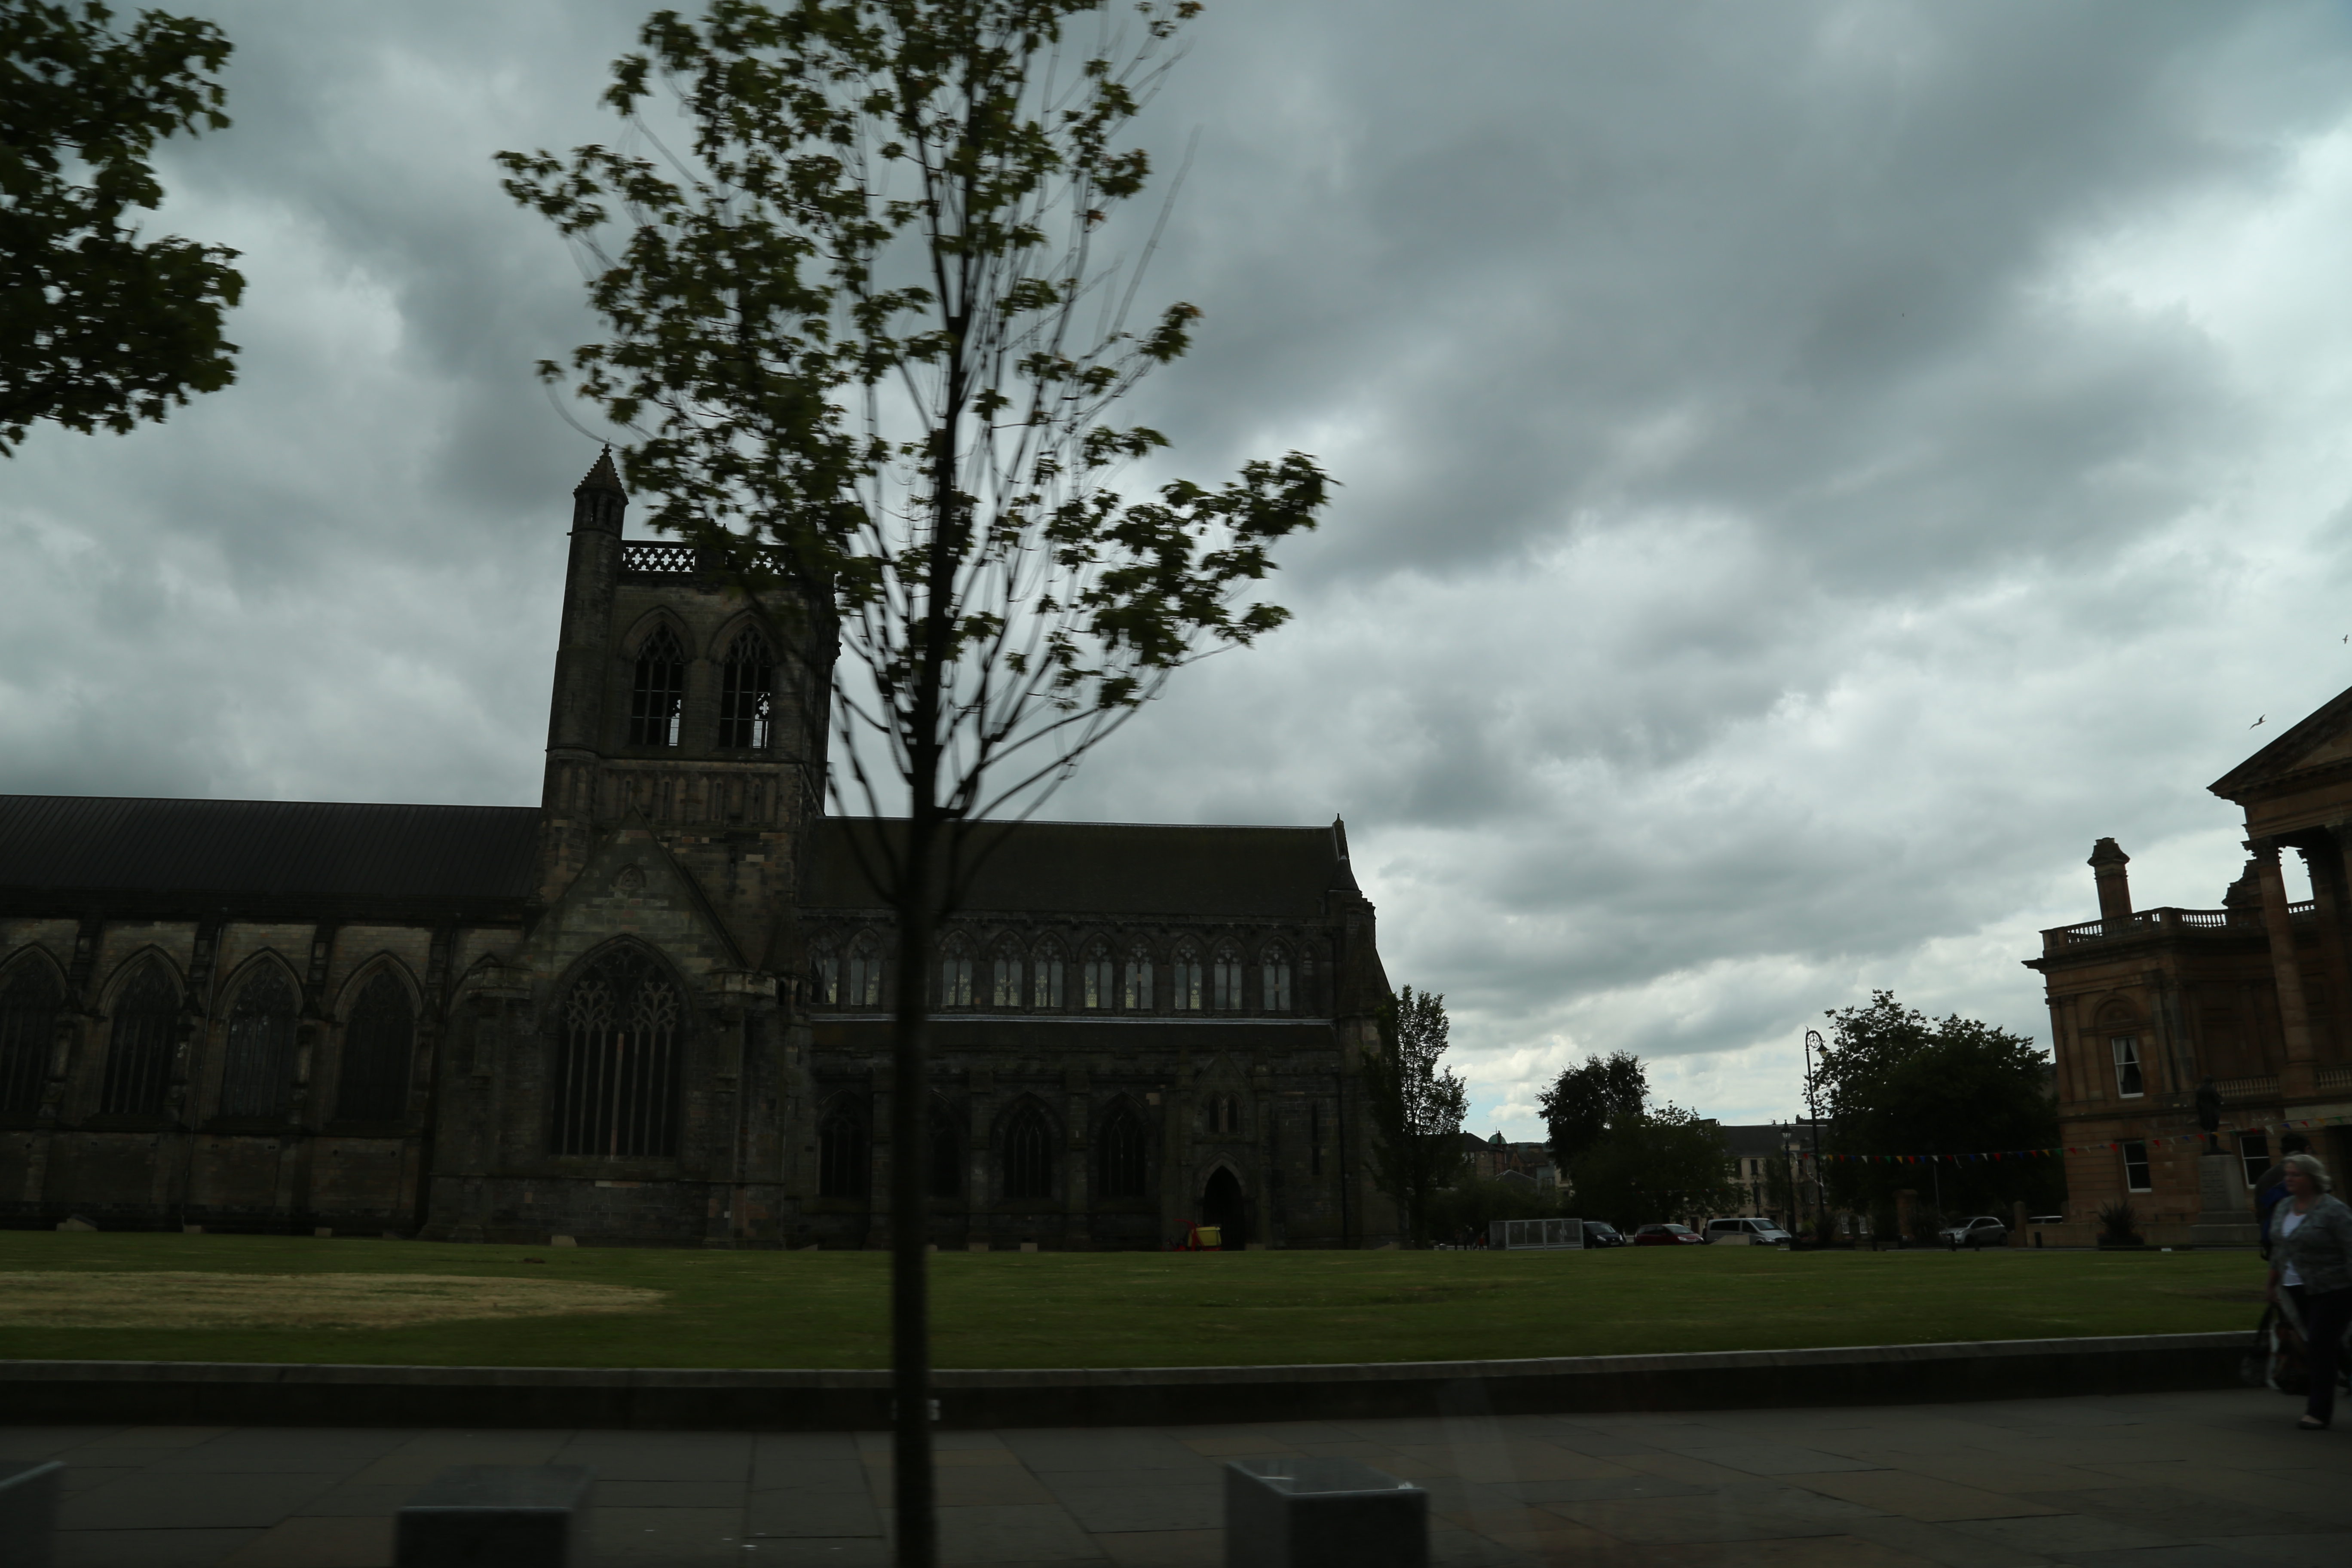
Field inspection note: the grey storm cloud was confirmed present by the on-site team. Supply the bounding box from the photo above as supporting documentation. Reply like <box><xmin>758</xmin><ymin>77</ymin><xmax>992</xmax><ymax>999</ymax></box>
<box><xmin>8</xmin><ymin>0</ymin><xmax>2352</xmax><ymax>1132</ymax></box>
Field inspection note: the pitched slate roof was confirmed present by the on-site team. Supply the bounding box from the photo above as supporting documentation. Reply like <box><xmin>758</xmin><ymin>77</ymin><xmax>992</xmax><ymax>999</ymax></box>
<box><xmin>0</xmin><ymin>795</ymin><xmax>540</xmax><ymax>902</ymax></box>
<box><xmin>802</xmin><ymin>816</ymin><xmax>1360</xmax><ymax>919</ymax></box>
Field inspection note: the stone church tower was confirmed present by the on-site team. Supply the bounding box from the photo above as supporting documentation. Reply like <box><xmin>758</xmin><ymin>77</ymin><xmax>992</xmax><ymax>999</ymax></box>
<box><xmin>0</xmin><ymin>455</ymin><xmax>1396</xmax><ymax>1250</ymax></box>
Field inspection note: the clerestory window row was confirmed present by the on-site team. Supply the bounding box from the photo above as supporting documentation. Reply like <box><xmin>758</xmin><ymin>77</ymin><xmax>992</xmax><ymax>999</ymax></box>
<box><xmin>809</xmin><ymin>936</ymin><xmax>1300</xmax><ymax>1015</ymax></box>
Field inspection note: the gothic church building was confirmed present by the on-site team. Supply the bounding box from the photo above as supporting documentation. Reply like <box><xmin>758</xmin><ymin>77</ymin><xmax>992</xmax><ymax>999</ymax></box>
<box><xmin>0</xmin><ymin>456</ymin><xmax>1394</xmax><ymax>1249</ymax></box>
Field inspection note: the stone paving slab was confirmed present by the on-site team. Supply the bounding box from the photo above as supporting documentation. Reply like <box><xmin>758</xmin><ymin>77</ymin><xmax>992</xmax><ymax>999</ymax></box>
<box><xmin>5</xmin><ymin>1387</ymin><xmax>2345</xmax><ymax>1566</ymax></box>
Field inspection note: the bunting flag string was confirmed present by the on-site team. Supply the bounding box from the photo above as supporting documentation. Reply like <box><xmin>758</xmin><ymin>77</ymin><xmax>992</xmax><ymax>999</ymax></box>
<box><xmin>1810</xmin><ymin>1112</ymin><xmax>2352</xmax><ymax>1167</ymax></box>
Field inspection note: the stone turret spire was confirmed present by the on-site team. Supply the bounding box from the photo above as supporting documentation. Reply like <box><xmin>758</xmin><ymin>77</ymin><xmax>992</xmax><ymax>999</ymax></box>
<box><xmin>571</xmin><ymin>447</ymin><xmax>626</xmax><ymax>534</ymax></box>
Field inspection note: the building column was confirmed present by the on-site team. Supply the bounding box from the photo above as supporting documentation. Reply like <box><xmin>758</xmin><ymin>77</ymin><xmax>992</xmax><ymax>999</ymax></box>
<box><xmin>2253</xmin><ymin>839</ymin><xmax>2320</xmax><ymax>1097</ymax></box>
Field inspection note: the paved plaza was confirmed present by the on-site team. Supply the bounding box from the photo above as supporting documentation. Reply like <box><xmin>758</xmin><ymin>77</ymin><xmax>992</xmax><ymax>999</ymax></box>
<box><xmin>7</xmin><ymin>1387</ymin><xmax>2347</xmax><ymax>1566</ymax></box>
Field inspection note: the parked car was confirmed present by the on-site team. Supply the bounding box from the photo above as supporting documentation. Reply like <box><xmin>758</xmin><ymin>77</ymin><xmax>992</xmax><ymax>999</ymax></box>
<box><xmin>1704</xmin><ymin>1217</ymin><xmax>1794</xmax><ymax>1246</ymax></box>
<box><xmin>1632</xmin><ymin>1223</ymin><xmax>1705</xmax><ymax>1246</ymax></box>
<box><xmin>1938</xmin><ymin>1215</ymin><xmax>2009</xmax><ymax>1249</ymax></box>
<box><xmin>1581</xmin><ymin>1220</ymin><xmax>1629</xmax><ymax>1248</ymax></box>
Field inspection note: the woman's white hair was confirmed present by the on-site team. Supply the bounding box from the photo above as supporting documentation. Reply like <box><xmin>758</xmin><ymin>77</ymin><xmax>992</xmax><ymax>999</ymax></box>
<box><xmin>2284</xmin><ymin>1152</ymin><xmax>2334</xmax><ymax>1192</ymax></box>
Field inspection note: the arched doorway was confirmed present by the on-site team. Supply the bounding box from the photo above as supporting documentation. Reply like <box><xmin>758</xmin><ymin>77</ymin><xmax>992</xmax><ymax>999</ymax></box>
<box><xmin>1201</xmin><ymin>1167</ymin><xmax>1246</xmax><ymax>1250</ymax></box>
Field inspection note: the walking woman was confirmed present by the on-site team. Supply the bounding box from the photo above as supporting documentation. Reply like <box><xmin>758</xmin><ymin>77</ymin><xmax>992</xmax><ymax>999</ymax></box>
<box><xmin>2266</xmin><ymin>1153</ymin><xmax>2352</xmax><ymax>1430</ymax></box>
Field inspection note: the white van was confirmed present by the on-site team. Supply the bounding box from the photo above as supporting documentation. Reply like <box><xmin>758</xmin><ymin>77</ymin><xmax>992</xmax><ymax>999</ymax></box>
<box><xmin>1704</xmin><ymin>1217</ymin><xmax>1795</xmax><ymax>1246</ymax></box>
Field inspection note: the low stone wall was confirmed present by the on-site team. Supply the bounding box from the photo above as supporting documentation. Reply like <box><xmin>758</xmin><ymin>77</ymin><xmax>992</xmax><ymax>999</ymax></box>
<box><xmin>0</xmin><ymin>1333</ymin><xmax>2247</xmax><ymax>1431</ymax></box>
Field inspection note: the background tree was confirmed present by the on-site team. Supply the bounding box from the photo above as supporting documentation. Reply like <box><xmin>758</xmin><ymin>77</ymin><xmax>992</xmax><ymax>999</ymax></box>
<box><xmin>1361</xmin><ymin>986</ymin><xmax>1467</xmax><ymax>1246</ymax></box>
<box><xmin>2</xmin><ymin>0</ymin><xmax>242</xmax><ymax>453</ymax></box>
<box><xmin>1538</xmin><ymin>1049</ymin><xmax>1646</xmax><ymax>1175</ymax></box>
<box><xmin>497</xmin><ymin>5</ymin><xmax>1328</xmax><ymax>1562</ymax></box>
<box><xmin>1810</xmin><ymin>990</ymin><xmax>2063</xmax><ymax>1222</ymax></box>
<box><xmin>1565</xmin><ymin>1102</ymin><xmax>1743</xmax><ymax>1231</ymax></box>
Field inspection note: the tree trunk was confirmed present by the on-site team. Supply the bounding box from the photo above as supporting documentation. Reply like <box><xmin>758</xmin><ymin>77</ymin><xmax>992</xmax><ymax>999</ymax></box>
<box><xmin>891</xmin><ymin>814</ymin><xmax>937</xmax><ymax>1568</ymax></box>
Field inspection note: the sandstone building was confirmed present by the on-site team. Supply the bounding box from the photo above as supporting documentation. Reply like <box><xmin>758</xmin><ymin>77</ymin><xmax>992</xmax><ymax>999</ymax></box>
<box><xmin>2027</xmin><ymin>688</ymin><xmax>2352</xmax><ymax>1243</ymax></box>
<box><xmin>0</xmin><ymin>457</ymin><xmax>1395</xmax><ymax>1248</ymax></box>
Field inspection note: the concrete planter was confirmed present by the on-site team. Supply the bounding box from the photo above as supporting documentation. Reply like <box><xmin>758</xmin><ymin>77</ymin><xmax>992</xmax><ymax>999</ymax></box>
<box><xmin>1225</xmin><ymin>1456</ymin><xmax>1426</xmax><ymax>1568</ymax></box>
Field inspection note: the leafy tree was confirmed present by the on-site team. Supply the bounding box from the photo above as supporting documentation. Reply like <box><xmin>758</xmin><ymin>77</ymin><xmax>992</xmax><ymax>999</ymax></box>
<box><xmin>497</xmin><ymin>5</ymin><xmax>1329</xmax><ymax>1561</ymax></box>
<box><xmin>1361</xmin><ymin>987</ymin><xmax>1467</xmax><ymax>1246</ymax></box>
<box><xmin>1538</xmin><ymin>1049</ymin><xmax>1646</xmax><ymax>1173</ymax></box>
<box><xmin>1565</xmin><ymin>1103</ymin><xmax>1743</xmax><ymax>1232</ymax></box>
<box><xmin>2</xmin><ymin>0</ymin><xmax>242</xmax><ymax>453</ymax></box>
<box><xmin>1425</xmin><ymin>1171</ymin><xmax>1568</xmax><ymax>1246</ymax></box>
<box><xmin>1810</xmin><ymin>991</ymin><xmax>2062</xmax><ymax>1219</ymax></box>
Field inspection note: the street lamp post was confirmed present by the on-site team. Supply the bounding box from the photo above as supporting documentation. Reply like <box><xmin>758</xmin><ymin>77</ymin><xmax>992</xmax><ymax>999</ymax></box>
<box><xmin>1803</xmin><ymin>1029</ymin><xmax>1828</xmax><ymax>1238</ymax></box>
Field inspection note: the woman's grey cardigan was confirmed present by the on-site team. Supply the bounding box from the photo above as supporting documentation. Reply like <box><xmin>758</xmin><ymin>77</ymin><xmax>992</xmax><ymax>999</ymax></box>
<box><xmin>2275</xmin><ymin>1194</ymin><xmax>2352</xmax><ymax>1295</ymax></box>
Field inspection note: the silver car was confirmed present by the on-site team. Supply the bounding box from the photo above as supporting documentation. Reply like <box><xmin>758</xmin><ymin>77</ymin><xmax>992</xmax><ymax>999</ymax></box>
<box><xmin>1938</xmin><ymin>1216</ymin><xmax>2009</xmax><ymax>1249</ymax></box>
<box><xmin>1703</xmin><ymin>1216</ymin><xmax>1795</xmax><ymax>1246</ymax></box>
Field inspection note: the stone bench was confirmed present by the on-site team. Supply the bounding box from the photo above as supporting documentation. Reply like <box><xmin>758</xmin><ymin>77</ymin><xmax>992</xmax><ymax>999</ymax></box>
<box><xmin>1225</xmin><ymin>1455</ymin><xmax>1427</xmax><ymax>1568</ymax></box>
<box><xmin>395</xmin><ymin>1464</ymin><xmax>594</xmax><ymax>1568</ymax></box>
<box><xmin>0</xmin><ymin>1460</ymin><xmax>62</xmax><ymax>1568</ymax></box>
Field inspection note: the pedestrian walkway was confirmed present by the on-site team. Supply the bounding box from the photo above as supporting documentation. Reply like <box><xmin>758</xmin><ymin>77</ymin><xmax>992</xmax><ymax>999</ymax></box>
<box><xmin>9</xmin><ymin>1387</ymin><xmax>2346</xmax><ymax>1566</ymax></box>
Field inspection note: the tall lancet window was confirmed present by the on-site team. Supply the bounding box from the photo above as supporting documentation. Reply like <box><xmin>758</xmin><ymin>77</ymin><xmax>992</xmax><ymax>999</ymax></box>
<box><xmin>628</xmin><ymin>625</ymin><xmax>687</xmax><ymax>747</ymax></box>
<box><xmin>337</xmin><ymin>972</ymin><xmax>415</xmax><ymax>1123</ymax></box>
<box><xmin>717</xmin><ymin>630</ymin><xmax>774</xmax><ymax>749</ymax></box>
<box><xmin>0</xmin><ymin>963</ymin><xmax>63</xmax><ymax>1115</ymax></box>
<box><xmin>221</xmin><ymin>967</ymin><xmax>301</xmax><ymax>1120</ymax></box>
<box><xmin>100</xmin><ymin>961</ymin><xmax>178</xmax><ymax>1116</ymax></box>
<box><xmin>554</xmin><ymin>947</ymin><xmax>682</xmax><ymax>1158</ymax></box>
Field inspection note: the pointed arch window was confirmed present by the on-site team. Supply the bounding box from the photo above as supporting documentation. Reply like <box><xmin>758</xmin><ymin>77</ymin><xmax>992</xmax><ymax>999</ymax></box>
<box><xmin>847</xmin><ymin>939</ymin><xmax>881</xmax><ymax>1008</ymax></box>
<box><xmin>336</xmin><ymin>972</ymin><xmax>415</xmax><ymax>1122</ymax></box>
<box><xmin>811</xmin><ymin>946</ymin><xmax>838</xmax><ymax>1007</ymax></box>
<box><xmin>929</xmin><ymin>1101</ymin><xmax>963</xmax><ymax>1199</ymax></box>
<box><xmin>1002</xmin><ymin>1101</ymin><xmax>1056</xmax><ymax>1200</ymax></box>
<box><xmin>1031</xmin><ymin>943</ymin><xmax>1065</xmax><ymax>1010</ymax></box>
<box><xmin>1262</xmin><ymin>946</ymin><xmax>1293</xmax><ymax>1013</ymax></box>
<box><xmin>220</xmin><ymin>967</ymin><xmax>301</xmax><ymax>1121</ymax></box>
<box><xmin>101</xmin><ymin>961</ymin><xmax>179</xmax><ymax>1116</ymax></box>
<box><xmin>939</xmin><ymin>939</ymin><xmax>973</xmax><ymax>1008</ymax></box>
<box><xmin>1170</xmin><ymin>944</ymin><xmax>1203</xmax><ymax>1011</ymax></box>
<box><xmin>553</xmin><ymin>947</ymin><xmax>681</xmax><ymax>1158</ymax></box>
<box><xmin>1081</xmin><ymin>943</ymin><xmax>1112</xmax><ymax>1010</ymax></box>
<box><xmin>628</xmin><ymin>625</ymin><xmax>687</xmax><ymax>747</ymax></box>
<box><xmin>0</xmin><ymin>962</ymin><xmax>63</xmax><ymax>1115</ymax></box>
<box><xmin>1122</xmin><ymin>945</ymin><xmax>1152</xmax><ymax>1011</ymax></box>
<box><xmin>717</xmin><ymin>629</ymin><xmax>774</xmax><ymax>749</ymax></box>
<box><xmin>820</xmin><ymin>1099</ymin><xmax>869</xmax><ymax>1197</ymax></box>
<box><xmin>1213</xmin><ymin>946</ymin><xmax>1243</xmax><ymax>1011</ymax></box>
<box><xmin>1098</xmin><ymin>1102</ymin><xmax>1148</xmax><ymax>1198</ymax></box>
<box><xmin>989</xmin><ymin>943</ymin><xmax>1022</xmax><ymax>1008</ymax></box>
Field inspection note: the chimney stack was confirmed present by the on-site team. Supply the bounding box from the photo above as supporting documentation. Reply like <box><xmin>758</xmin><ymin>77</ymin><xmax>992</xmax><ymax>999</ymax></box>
<box><xmin>2089</xmin><ymin>838</ymin><xmax>2132</xmax><ymax>926</ymax></box>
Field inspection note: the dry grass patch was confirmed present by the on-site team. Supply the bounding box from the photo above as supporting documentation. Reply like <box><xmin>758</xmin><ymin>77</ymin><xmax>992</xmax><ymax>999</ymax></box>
<box><xmin>0</xmin><ymin>1271</ymin><xmax>665</xmax><ymax>1330</ymax></box>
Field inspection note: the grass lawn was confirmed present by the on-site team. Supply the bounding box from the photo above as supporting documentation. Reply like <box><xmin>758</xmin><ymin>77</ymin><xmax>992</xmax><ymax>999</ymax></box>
<box><xmin>0</xmin><ymin>1232</ymin><xmax>2269</xmax><ymax>1370</ymax></box>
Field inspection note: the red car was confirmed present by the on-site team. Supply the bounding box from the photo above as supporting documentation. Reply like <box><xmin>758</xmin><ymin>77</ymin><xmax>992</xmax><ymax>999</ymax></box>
<box><xmin>1632</xmin><ymin>1223</ymin><xmax>1705</xmax><ymax>1246</ymax></box>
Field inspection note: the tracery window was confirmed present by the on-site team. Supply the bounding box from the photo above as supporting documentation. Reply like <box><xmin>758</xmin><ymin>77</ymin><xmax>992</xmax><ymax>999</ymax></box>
<box><xmin>1207</xmin><ymin>1093</ymin><xmax>1242</xmax><ymax>1136</ymax></box>
<box><xmin>990</xmin><ymin>944</ymin><xmax>1021</xmax><ymax>1008</ymax></box>
<box><xmin>820</xmin><ymin>1099</ymin><xmax>869</xmax><ymax>1197</ymax></box>
<box><xmin>0</xmin><ymin>962</ymin><xmax>63</xmax><ymax>1115</ymax></box>
<box><xmin>628</xmin><ymin>625</ymin><xmax>687</xmax><ymax>747</ymax></box>
<box><xmin>1002</xmin><ymin>1101</ymin><xmax>1055</xmax><ymax>1200</ymax></box>
<box><xmin>1213</xmin><ymin>946</ymin><xmax>1243</xmax><ymax>1011</ymax></box>
<box><xmin>717</xmin><ymin>629</ymin><xmax>775</xmax><ymax>749</ymax></box>
<box><xmin>1031</xmin><ymin>943</ymin><xmax>1065</xmax><ymax>1010</ymax></box>
<box><xmin>1122</xmin><ymin>945</ymin><xmax>1152</xmax><ymax>1011</ymax></box>
<box><xmin>811</xmin><ymin>947</ymin><xmax>838</xmax><ymax>1007</ymax></box>
<box><xmin>1262</xmin><ymin>946</ymin><xmax>1293</xmax><ymax>1013</ymax></box>
<box><xmin>552</xmin><ymin>947</ymin><xmax>681</xmax><ymax>1158</ymax></box>
<box><xmin>847</xmin><ymin>940</ymin><xmax>881</xmax><ymax>1008</ymax></box>
<box><xmin>929</xmin><ymin>1101</ymin><xmax>963</xmax><ymax>1199</ymax></box>
<box><xmin>220</xmin><ymin>966</ymin><xmax>300</xmax><ymax>1120</ymax></box>
<box><xmin>939</xmin><ymin>939</ymin><xmax>973</xmax><ymax>1008</ymax></box>
<box><xmin>1098</xmin><ymin>1102</ymin><xmax>1148</xmax><ymax>1197</ymax></box>
<box><xmin>1081</xmin><ymin>943</ymin><xmax>1111</xmax><ymax>1010</ymax></box>
<box><xmin>1170</xmin><ymin>944</ymin><xmax>1203</xmax><ymax>1011</ymax></box>
<box><xmin>100</xmin><ymin>961</ymin><xmax>179</xmax><ymax>1116</ymax></box>
<box><xmin>335</xmin><ymin>971</ymin><xmax>414</xmax><ymax>1122</ymax></box>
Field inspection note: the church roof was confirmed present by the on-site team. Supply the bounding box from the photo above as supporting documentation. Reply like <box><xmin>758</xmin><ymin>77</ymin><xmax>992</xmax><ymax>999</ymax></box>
<box><xmin>0</xmin><ymin>795</ymin><xmax>539</xmax><ymax>903</ymax></box>
<box><xmin>2209</xmin><ymin>680</ymin><xmax>2352</xmax><ymax>799</ymax></box>
<box><xmin>802</xmin><ymin>816</ymin><xmax>1360</xmax><ymax>919</ymax></box>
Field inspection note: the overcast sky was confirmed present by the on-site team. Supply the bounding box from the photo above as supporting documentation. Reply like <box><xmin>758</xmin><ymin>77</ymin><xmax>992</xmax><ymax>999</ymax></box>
<box><xmin>10</xmin><ymin>1</ymin><xmax>2352</xmax><ymax>1139</ymax></box>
